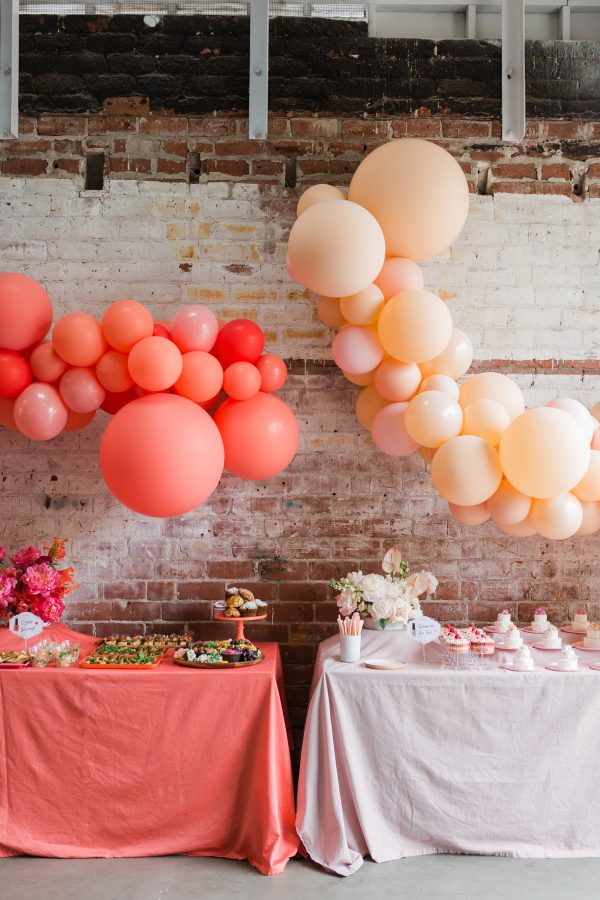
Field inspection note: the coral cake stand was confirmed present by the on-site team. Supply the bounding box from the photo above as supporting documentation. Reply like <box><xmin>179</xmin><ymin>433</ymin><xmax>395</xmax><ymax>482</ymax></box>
<box><xmin>214</xmin><ymin>613</ymin><xmax>267</xmax><ymax>641</ymax></box>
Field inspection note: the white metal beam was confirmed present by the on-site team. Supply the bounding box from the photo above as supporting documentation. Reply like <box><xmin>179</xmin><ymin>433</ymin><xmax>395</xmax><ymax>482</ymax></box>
<box><xmin>501</xmin><ymin>0</ymin><xmax>525</xmax><ymax>142</ymax></box>
<box><xmin>249</xmin><ymin>0</ymin><xmax>269</xmax><ymax>139</ymax></box>
<box><xmin>0</xmin><ymin>0</ymin><xmax>18</xmax><ymax>140</ymax></box>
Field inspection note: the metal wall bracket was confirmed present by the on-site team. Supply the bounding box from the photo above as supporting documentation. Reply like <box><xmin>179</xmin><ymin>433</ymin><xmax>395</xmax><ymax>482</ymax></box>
<box><xmin>249</xmin><ymin>0</ymin><xmax>269</xmax><ymax>139</ymax></box>
<box><xmin>501</xmin><ymin>0</ymin><xmax>525</xmax><ymax>142</ymax></box>
<box><xmin>0</xmin><ymin>0</ymin><xmax>18</xmax><ymax>140</ymax></box>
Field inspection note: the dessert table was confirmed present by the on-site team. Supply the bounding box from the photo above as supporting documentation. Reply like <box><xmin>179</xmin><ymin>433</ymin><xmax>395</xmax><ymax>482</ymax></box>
<box><xmin>297</xmin><ymin>627</ymin><xmax>600</xmax><ymax>875</ymax></box>
<box><xmin>0</xmin><ymin>623</ymin><xmax>298</xmax><ymax>875</ymax></box>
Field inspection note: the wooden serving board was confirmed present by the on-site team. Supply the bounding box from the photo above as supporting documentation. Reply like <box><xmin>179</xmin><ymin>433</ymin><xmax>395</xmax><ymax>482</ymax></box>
<box><xmin>173</xmin><ymin>652</ymin><xmax>264</xmax><ymax>669</ymax></box>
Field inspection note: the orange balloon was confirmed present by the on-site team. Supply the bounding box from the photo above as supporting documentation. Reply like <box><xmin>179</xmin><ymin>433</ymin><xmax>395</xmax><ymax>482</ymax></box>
<box><xmin>356</xmin><ymin>385</ymin><xmax>388</xmax><ymax>430</ymax></box>
<box><xmin>174</xmin><ymin>351</ymin><xmax>224</xmax><ymax>403</ymax></box>
<box><xmin>449</xmin><ymin>502</ymin><xmax>491</xmax><ymax>525</ymax></box>
<box><xmin>405</xmin><ymin>390</ymin><xmax>463</xmax><ymax>448</ymax></box>
<box><xmin>344</xmin><ymin>369</ymin><xmax>376</xmax><ymax>387</ymax></box>
<box><xmin>348</xmin><ymin>138</ymin><xmax>469</xmax><ymax>260</ymax></box>
<box><xmin>420</xmin><ymin>328</ymin><xmax>473</xmax><ymax>380</ymax></box>
<box><xmin>374</xmin><ymin>360</ymin><xmax>421</xmax><ymax>402</ymax></box>
<box><xmin>0</xmin><ymin>397</ymin><xmax>16</xmax><ymax>430</ymax></box>
<box><xmin>374</xmin><ymin>257</ymin><xmax>424</xmax><ymax>299</ymax></box>
<box><xmin>96</xmin><ymin>350</ymin><xmax>134</xmax><ymax>393</ymax></box>
<box><xmin>64</xmin><ymin>409</ymin><xmax>96</xmax><ymax>431</ymax></box>
<box><xmin>0</xmin><ymin>273</ymin><xmax>53</xmax><ymax>351</ymax></box>
<box><xmin>573</xmin><ymin>450</ymin><xmax>600</xmax><ymax>502</ymax></box>
<box><xmin>486</xmin><ymin>479</ymin><xmax>532</xmax><ymax>525</ymax></box>
<box><xmin>102</xmin><ymin>300</ymin><xmax>154</xmax><ymax>353</ymax></box>
<box><xmin>297</xmin><ymin>184</ymin><xmax>345</xmax><ymax>217</ymax></box>
<box><xmin>340</xmin><ymin>285</ymin><xmax>385</xmax><ymax>326</ymax></box>
<box><xmin>377</xmin><ymin>290</ymin><xmax>453</xmax><ymax>363</ymax></box>
<box><xmin>418</xmin><ymin>446</ymin><xmax>436</xmax><ymax>465</ymax></box>
<box><xmin>317</xmin><ymin>296</ymin><xmax>346</xmax><ymax>329</ymax></box>
<box><xmin>214</xmin><ymin>393</ymin><xmax>299</xmax><ymax>480</ymax></box>
<box><xmin>496</xmin><ymin>519</ymin><xmax>537</xmax><ymax>537</ymax></box>
<box><xmin>223</xmin><ymin>362</ymin><xmax>261</xmax><ymax>401</ymax></box>
<box><xmin>52</xmin><ymin>312</ymin><xmax>107</xmax><ymax>367</ymax></box>
<box><xmin>431</xmin><ymin>435</ymin><xmax>503</xmax><ymax>506</ymax></box>
<box><xmin>30</xmin><ymin>341</ymin><xmax>68</xmax><ymax>383</ymax></box>
<box><xmin>128</xmin><ymin>336</ymin><xmax>183</xmax><ymax>392</ymax></box>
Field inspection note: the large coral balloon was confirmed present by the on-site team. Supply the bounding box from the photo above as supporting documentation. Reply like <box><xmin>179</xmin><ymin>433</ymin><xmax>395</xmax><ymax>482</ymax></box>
<box><xmin>214</xmin><ymin>392</ymin><xmax>299</xmax><ymax>480</ymax></box>
<box><xmin>99</xmin><ymin>394</ymin><xmax>224</xmax><ymax>517</ymax></box>
<box><xmin>0</xmin><ymin>273</ymin><xmax>53</xmax><ymax>351</ymax></box>
<box><xmin>348</xmin><ymin>139</ymin><xmax>470</xmax><ymax>260</ymax></box>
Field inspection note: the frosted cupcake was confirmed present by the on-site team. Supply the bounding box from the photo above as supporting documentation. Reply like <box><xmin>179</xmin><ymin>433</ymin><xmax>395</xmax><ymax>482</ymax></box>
<box><xmin>495</xmin><ymin>609</ymin><xmax>512</xmax><ymax>633</ymax></box>
<box><xmin>502</xmin><ymin>623</ymin><xmax>523</xmax><ymax>649</ymax></box>
<box><xmin>531</xmin><ymin>607</ymin><xmax>548</xmax><ymax>633</ymax></box>
<box><xmin>467</xmin><ymin>625</ymin><xmax>495</xmax><ymax>655</ymax></box>
<box><xmin>556</xmin><ymin>645</ymin><xmax>578</xmax><ymax>671</ymax></box>
<box><xmin>541</xmin><ymin>625</ymin><xmax>561</xmax><ymax>650</ymax></box>
<box><xmin>442</xmin><ymin>626</ymin><xmax>470</xmax><ymax>654</ymax></box>
<box><xmin>512</xmin><ymin>645</ymin><xmax>533</xmax><ymax>671</ymax></box>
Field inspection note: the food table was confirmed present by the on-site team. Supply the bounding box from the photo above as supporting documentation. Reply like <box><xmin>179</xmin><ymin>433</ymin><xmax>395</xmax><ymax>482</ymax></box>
<box><xmin>297</xmin><ymin>627</ymin><xmax>600</xmax><ymax>875</ymax></box>
<box><xmin>0</xmin><ymin>623</ymin><xmax>298</xmax><ymax>875</ymax></box>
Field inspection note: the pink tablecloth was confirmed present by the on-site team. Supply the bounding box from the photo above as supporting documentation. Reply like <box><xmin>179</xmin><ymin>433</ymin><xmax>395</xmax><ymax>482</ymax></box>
<box><xmin>0</xmin><ymin>624</ymin><xmax>298</xmax><ymax>875</ymax></box>
<box><xmin>297</xmin><ymin>627</ymin><xmax>600</xmax><ymax>875</ymax></box>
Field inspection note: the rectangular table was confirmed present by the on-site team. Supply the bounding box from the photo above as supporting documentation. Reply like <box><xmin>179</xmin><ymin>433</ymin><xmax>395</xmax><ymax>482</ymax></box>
<box><xmin>0</xmin><ymin>623</ymin><xmax>298</xmax><ymax>875</ymax></box>
<box><xmin>297</xmin><ymin>628</ymin><xmax>600</xmax><ymax>875</ymax></box>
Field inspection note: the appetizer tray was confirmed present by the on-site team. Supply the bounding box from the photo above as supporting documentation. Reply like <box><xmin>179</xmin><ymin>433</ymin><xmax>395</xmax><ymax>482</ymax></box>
<box><xmin>0</xmin><ymin>651</ymin><xmax>31</xmax><ymax>668</ymax></box>
<box><xmin>79</xmin><ymin>646</ymin><xmax>165</xmax><ymax>669</ymax></box>
<box><xmin>174</xmin><ymin>652</ymin><xmax>264</xmax><ymax>669</ymax></box>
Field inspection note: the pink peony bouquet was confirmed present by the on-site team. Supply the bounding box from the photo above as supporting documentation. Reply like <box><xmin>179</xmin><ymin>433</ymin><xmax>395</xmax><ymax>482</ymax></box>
<box><xmin>331</xmin><ymin>547</ymin><xmax>438</xmax><ymax>630</ymax></box>
<box><xmin>0</xmin><ymin>538</ymin><xmax>77</xmax><ymax>624</ymax></box>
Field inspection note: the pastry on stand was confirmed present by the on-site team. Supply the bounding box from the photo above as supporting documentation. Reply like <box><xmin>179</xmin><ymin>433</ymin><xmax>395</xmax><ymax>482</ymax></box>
<box><xmin>214</xmin><ymin>587</ymin><xmax>268</xmax><ymax>640</ymax></box>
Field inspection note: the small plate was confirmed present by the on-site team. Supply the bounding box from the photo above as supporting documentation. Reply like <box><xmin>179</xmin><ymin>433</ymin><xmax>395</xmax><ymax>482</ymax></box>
<box><xmin>545</xmin><ymin>663</ymin><xmax>579</xmax><ymax>672</ymax></box>
<box><xmin>572</xmin><ymin>641</ymin><xmax>600</xmax><ymax>652</ymax></box>
<box><xmin>483</xmin><ymin>625</ymin><xmax>507</xmax><ymax>634</ymax></box>
<box><xmin>532</xmin><ymin>642</ymin><xmax>562</xmax><ymax>651</ymax></box>
<box><xmin>494</xmin><ymin>643</ymin><xmax>521</xmax><ymax>651</ymax></box>
<box><xmin>561</xmin><ymin>625</ymin><xmax>588</xmax><ymax>635</ymax></box>
<box><xmin>522</xmin><ymin>626</ymin><xmax>549</xmax><ymax>634</ymax></box>
<box><xmin>500</xmin><ymin>664</ymin><xmax>534</xmax><ymax>672</ymax></box>
<box><xmin>364</xmin><ymin>658</ymin><xmax>406</xmax><ymax>671</ymax></box>
<box><xmin>588</xmin><ymin>664</ymin><xmax>600</xmax><ymax>671</ymax></box>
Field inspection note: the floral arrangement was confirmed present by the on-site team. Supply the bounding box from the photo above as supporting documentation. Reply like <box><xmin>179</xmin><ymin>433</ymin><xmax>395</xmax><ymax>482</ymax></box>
<box><xmin>331</xmin><ymin>547</ymin><xmax>438</xmax><ymax>630</ymax></box>
<box><xmin>0</xmin><ymin>538</ymin><xmax>77</xmax><ymax>623</ymax></box>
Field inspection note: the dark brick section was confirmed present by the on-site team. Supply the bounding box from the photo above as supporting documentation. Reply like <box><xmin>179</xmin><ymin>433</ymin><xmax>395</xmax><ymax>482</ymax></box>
<box><xmin>18</xmin><ymin>15</ymin><xmax>600</xmax><ymax>118</ymax></box>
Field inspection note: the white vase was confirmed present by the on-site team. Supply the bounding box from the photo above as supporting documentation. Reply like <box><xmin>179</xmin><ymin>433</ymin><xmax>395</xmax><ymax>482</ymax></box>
<box><xmin>363</xmin><ymin>618</ymin><xmax>405</xmax><ymax>631</ymax></box>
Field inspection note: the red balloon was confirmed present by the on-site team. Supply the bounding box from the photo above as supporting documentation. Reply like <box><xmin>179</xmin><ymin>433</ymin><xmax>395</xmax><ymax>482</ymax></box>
<box><xmin>100</xmin><ymin>388</ymin><xmax>138</xmax><ymax>416</ymax></box>
<box><xmin>256</xmin><ymin>354</ymin><xmax>287</xmax><ymax>393</ymax></box>
<box><xmin>0</xmin><ymin>273</ymin><xmax>53</xmax><ymax>351</ymax></box>
<box><xmin>214</xmin><ymin>319</ymin><xmax>265</xmax><ymax>367</ymax></box>
<box><xmin>0</xmin><ymin>397</ymin><xmax>17</xmax><ymax>430</ymax></box>
<box><xmin>99</xmin><ymin>394</ymin><xmax>224</xmax><ymax>517</ymax></box>
<box><xmin>153</xmin><ymin>323</ymin><xmax>170</xmax><ymax>340</ymax></box>
<box><xmin>214</xmin><ymin>392</ymin><xmax>299</xmax><ymax>480</ymax></box>
<box><xmin>0</xmin><ymin>350</ymin><xmax>33</xmax><ymax>398</ymax></box>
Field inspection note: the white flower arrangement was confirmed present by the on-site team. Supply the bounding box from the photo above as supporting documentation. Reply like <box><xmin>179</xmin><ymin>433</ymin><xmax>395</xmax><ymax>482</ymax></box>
<box><xmin>330</xmin><ymin>547</ymin><xmax>438</xmax><ymax>630</ymax></box>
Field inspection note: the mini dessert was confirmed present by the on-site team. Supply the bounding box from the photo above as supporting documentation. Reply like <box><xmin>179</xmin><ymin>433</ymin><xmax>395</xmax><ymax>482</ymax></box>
<box><xmin>501</xmin><ymin>623</ymin><xmax>523</xmax><ymax>649</ymax></box>
<box><xmin>442</xmin><ymin>626</ymin><xmax>470</xmax><ymax>654</ymax></box>
<box><xmin>223</xmin><ymin>606</ymin><xmax>241</xmax><ymax>618</ymax></box>
<box><xmin>495</xmin><ymin>609</ymin><xmax>512</xmax><ymax>632</ymax></box>
<box><xmin>540</xmin><ymin>625</ymin><xmax>561</xmax><ymax>650</ymax></box>
<box><xmin>531</xmin><ymin>607</ymin><xmax>549</xmax><ymax>633</ymax></box>
<box><xmin>176</xmin><ymin>638</ymin><xmax>261</xmax><ymax>665</ymax></box>
<box><xmin>556</xmin><ymin>645</ymin><xmax>578</xmax><ymax>671</ymax></box>
<box><xmin>571</xmin><ymin>608</ymin><xmax>589</xmax><ymax>632</ymax></box>
<box><xmin>584</xmin><ymin>623</ymin><xmax>600</xmax><ymax>649</ymax></box>
<box><xmin>467</xmin><ymin>625</ymin><xmax>495</xmax><ymax>655</ymax></box>
<box><xmin>512</xmin><ymin>644</ymin><xmax>533</xmax><ymax>671</ymax></box>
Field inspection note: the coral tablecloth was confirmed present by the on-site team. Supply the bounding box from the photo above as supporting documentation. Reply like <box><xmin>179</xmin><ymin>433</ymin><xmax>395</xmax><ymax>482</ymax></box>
<box><xmin>0</xmin><ymin>623</ymin><xmax>298</xmax><ymax>875</ymax></box>
<box><xmin>297</xmin><ymin>628</ymin><xmax>600</xmax><ymax>875</ymax></box>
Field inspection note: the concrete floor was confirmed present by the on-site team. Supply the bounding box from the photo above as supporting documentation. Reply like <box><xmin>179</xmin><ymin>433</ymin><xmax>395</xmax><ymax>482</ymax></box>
<box><xmin>1</xmin><ymin>855</ymin><xmax>599</xmax><ymax>900</ymax></box>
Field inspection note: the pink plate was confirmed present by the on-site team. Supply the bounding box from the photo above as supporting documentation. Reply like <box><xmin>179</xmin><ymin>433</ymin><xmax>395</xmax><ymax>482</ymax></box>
<box><xmin>494</xmin><ymin>643</ymin><xmax>520</xmax><ymax>651</ymax></box>
<box><xmin>545</xmin><ymin>663</ymin><xmax>579</xmax><ymax>672</ymax></box>
<box><xmin>483</xmin><ymin>625</ymin><xmax>506</xmax><ymax>634</ymax></box>
<box><xmin>501</xmin><ymin>664</ymin><xmax>534</xmax><ymax>672</ymax></box>
<box><xmin>532</xmin><ymin>642</ymin><xmax>562</xmax><ymax>651</ymax></box>
<box><xmin>561</xmin><ymin>625</ymin><xmax>588</xmax><ymax>635</ymax></box>
<box><xmin>572</xmin><ymin>641</ymin><xmax>600</xmax><ymax>652</ymax></box>
<box><xmin>521</xmin><ymin>626</ymin><xmax>548</xmax><ymax>634</ymax></box>
<box><xmin>588</xmin><ymin>664</ymin><xmax>600</xmax><ymax>671</ymax></box>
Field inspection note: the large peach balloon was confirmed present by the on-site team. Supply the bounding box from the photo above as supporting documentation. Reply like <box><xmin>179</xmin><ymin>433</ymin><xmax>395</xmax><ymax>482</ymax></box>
<box><xmin>405</xmin><ymin>390</ymin><xmax>463</xmax><ymax>448</ymax></box>
<box><xmin>101</xmin><ymin>300</ymin><xmax>154</xmax><ymax>353</ymax></box>
<box><xmin>374</xmin><ymin>258</ymin><xmax>424</xmax><ymax>299</ymax></box>
<box><xmin>496</xmin><ymin>519</ymin><xmax>537</xmax><ymax>537</ymax></box>
<box><xmin>499</xmin><ymin>407</ymin><xmax>590</xmax><ymax>499</ymax></box>
<box><xmin>374</xmin><ymin>360</ymin><xmax>421</xmax><ymax>402</ymax></box>
<box><xmin>420</xmin><ymin>328</ymin><xmax>473</xmax><ymax>380</ymax></box>
<box><xmin>332</xmin><ymin>326</ymin><xmax>384</xmax><ymax>375</ymax></box>
<box><xmin>431</xmin><ymin>435</ymin><xmax>503</xmax><ymax>506</ymax></box>
<box><xmin>297</xmin><ymin>184</ymin><xmax>345</xmax><ymax>217</ymax></box>
<box><xmin>128</xmin><ymin>336</ymin><xmax>183</xmax><ymax>392</ymax></box>
<box><xmin>371</xmin><ymin>402</ymin><xmax>419</xmax><ymax>457</ymax></box>
<box><xmin>459</xmin><ymin>372</ymin><xmax>525</xmax><ymax>422</ymax></box>
<box><xmin>317</xmin><ymin>296</ymin><xmax>346</xmax><ymax>329</ymax></box>
<box><xmin>419</xmin><ymin>374</ymin><xmax>460</xmax><ymax>401</ymax></box>
<box><xmin>30</xmin><ymin>341</ymin><xmax>68</xmax><ymax>383</ymax></box>
<box><xmin>96</xmin><ymin>350</ymin><xmax>134</xmax><ymax>393</ymax></box>
<box><xmin>377</xmin><ymin>290</ymin><xmax>453</xmax><ymax>363</ymax></box>
<box><xmin>486</xmin><ymin>479</ymin><xmax>532</xmax><ymax>525</ymax></box>
<box><xmin>448</xmin><ymin>502</ymin><xmax>490</xmax><ymax>525</ymax></box>
<box><xmin>0</xmin><ymin>273</ymin><xmax>53</xmax><ymax>351</ymax></box>
<box><xmin>13</xmin><ymin>382</ymin><xmax>68</xmax><ymax>441</ymax></box>
<box><xmin>462</xmin><ymin>398</ymin><xmax>510</xmax><ymax>447</ymax></box>
<box><xmin>572</xmin><ymin>450</ymin><xmax>600</xmax><ymax>502</ymax></box>
<box><xmin>530</xmin><ymin>493</ymin><xmax>583</xmax><ymax>541</ymax></box>
<box><xmin>52</xmin><ymin>313</ymin><xmax>107</xmax><ymax>367</ymax></box>
<box><xmin>355</xmin><ymin>385</ymin><xmax>388</xmax><ymax>430</ymax></box>
<box><xmin>287</xmin><ymin>199</ymin><xmax>386</xmax><ymax>298</ymax></box>
<box><xmin>348</xmin><ymin>139</ymin><xmax>469</xmax><ymax>260</ymax></box>
<box><xmin>100</xmin><ymin>394</ymin><xmax>224</xmax><ymax>517</ymax></box>
<box><xmin>174</xmin><ymin>350</ymin><xmax>224</xmax><ymax>403</ymax></box>
<box><xmin>577</xmin><ymin>501</ymin><xmax>600</xmax><ymax>536</ymax></box>
<box><xmin>340</xmin><ymin>285</ymin><xmax>385</xmax><ymax>326</ymax></box>
<box><xmin>59</xmin><ymin>368</ymin><xmax>106</xmax><ymax>413</ymax></box>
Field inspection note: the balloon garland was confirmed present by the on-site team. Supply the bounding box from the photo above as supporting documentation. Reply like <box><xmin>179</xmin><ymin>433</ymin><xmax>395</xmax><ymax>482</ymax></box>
<box><xmin>0</xmin><ymin>278</ymin><xmax>298</xmax><ymax>518</ymax></box>
<box><xmin>287</xmin><ymin>137</ymin><xmax>600</xmax><ymax>541</ymax></box>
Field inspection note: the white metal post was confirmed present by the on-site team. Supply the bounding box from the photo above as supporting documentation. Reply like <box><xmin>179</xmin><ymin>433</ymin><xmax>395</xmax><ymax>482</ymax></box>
<box><xmin>501</xmin><ymin>0</ymin><xmax>525</xmax><ymax>142</ymax></box>
<box><xmin>249</xmin><ymin>0</ymin><xmax>269</xmax><ymax>140</ymax></box>
<box><xmin>0</xmin><ymin>0</ymin><xmax>18</xmax><ymax>140</ymax></box>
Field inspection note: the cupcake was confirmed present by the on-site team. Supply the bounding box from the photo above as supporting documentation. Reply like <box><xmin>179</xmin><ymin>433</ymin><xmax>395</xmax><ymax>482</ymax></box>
<box><xmin>442</xmin><ymin>626</ymin><xmax>470</xmax><ymax>654</ymax></box>
<box><xmin>467</xmin><ymin>625</ymin><xmax>495</xmax><ymax>655</ymax></box>
<box><xmin>221</xmin><ymin>648</ymin><xmax>242</xmax><ymax>663</ymax></box>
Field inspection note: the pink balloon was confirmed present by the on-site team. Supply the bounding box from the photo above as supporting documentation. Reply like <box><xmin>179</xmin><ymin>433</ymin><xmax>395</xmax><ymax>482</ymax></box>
<box><xmin>371</xmin><ymin>402</ymin><xmax>420</xmax><ymax>457</ymax></box>
<box><xmin>546</xmin><ymin>398</ymin><xmax>596</xmax><ymax>443</ymax></box>
<box><xmin>374</xmin><ymin>257</ymin><xmax>424</xmax><ymax>299</ymax></box>
<box><xmin>13</xmin><ymin>382</ymin><xmax>68</xmax><ymax>440</ymax></box>
<box><xmin>331</xmin><ymin>327</ymin><xmax>384</xmax><ymax>375</ymax></box>
<box><xmin>59</xmin><ymin>367</ymin><xmax>106</xmax><ymax>413</ymax></box>
<box><xmin>170</xmin><ymin>305</ymin><xmax>219</xmax><ymax>353</ymax></box>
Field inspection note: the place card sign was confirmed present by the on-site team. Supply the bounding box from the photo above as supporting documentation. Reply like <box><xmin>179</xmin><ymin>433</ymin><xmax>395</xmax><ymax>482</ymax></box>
<box><xmin>9</xmin><ymin>612</ymin><xmax>45</xmax><ymax>641</ymax></box>
<box><xmin>410</xmin><ymin>616</ymin><xmax>442</xmax><ymax>645</ymax></box>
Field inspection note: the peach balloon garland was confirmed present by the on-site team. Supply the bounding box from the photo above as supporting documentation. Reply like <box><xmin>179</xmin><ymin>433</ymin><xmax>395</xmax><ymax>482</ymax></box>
<box><xmin>0</xmin><ymin>283</ymin><xmax>299</xmax><ymax>517</ymax></box>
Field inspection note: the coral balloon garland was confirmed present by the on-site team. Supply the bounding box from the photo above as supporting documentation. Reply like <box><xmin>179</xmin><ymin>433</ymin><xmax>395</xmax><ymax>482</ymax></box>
<box><xmin>0</xmin><ymin>291</ymin><xmax>298</xmax><ymax>518</ymax></box>
<box><xmin>288</xmin><ymin>137</ymin><xmax>598</xmax><ymax>540</ymax></box>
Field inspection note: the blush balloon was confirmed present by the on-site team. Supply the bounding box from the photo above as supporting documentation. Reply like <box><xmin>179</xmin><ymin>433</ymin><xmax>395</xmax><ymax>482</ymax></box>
<box><xmin>174</xmin><ymin>351</ymin><xmax>224</xmax><ymax>404</ymax></box>
<box><xmin>256</xmin><ymin>354</ymin><xmax>287</xmax><ymax>393</ymax></box>
<box><xmin>53</xmin><ymin>312</ymin><xmax>107</xmax><ymax>367</ymax></box>
<box><xmin>170</xmin><ymin>305</ymin><xmax>219</xmax><ymax>354</ymax></box>
<box><xmin>59</xmin><ymin>368</ymin><xmax>106</xmax><ymax>413</ymax></box>
<box><xmin>0</xmin><ymin>350</ymin><xmax>32</xmax><ymax>398</ymax></box>
<box><xmin>13</xmin><ymin>382</ymin><xmax>68</xmax><ymax>441</ymax></box>
<box><xmin>128</xmin><ymin>336</ymin><xmax>183</xmax><ymax>392</ymax></box>
<box><xmin>371</xmin><ymin>402</ymin><xmax>420</xmax><ymax>457</ymax></box>
<box><xmin>374</xmin><ymin>257</ymin><xmax>424</xmax><ymax>299</ymax></box>
<box><xmin>30</xmin><ymin>341</ymin><xmax>68</xmax><ymax>384</ymax></box>
<box><xmin>102</xmin><ymin>300</ymin><xmax>154</xmax><ymax>353</ymax></box>
<box><xmin>96</xmin><ymin>350</ymin><xmax>134</xmax><ymax>393</ymax></box>
<box><xmin>332</xmin><ymin>326</ymin><xmax>384</xmax><ymax>375</ymax></box>
<box><xmin>214</xmin><ymin>319</ymin><xmax>265</xmax><ymax>367</ymax></box>
<box><xmin>0</xmin><ymin>273</ymin><xmax>53</xmax><ymax>351</ymax></box>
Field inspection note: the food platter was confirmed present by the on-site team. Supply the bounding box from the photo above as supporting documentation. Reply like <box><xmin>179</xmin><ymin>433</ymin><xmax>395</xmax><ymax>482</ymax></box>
<box><xmin>173</xmin><ymin>652</ymin><xmax>264</xmax><ymax>669</ymax></box>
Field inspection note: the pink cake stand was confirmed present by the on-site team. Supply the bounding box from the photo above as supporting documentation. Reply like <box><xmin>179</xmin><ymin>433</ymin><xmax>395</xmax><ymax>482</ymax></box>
<box><xmin>214</xmin><ymin>613</ymin><xmax>267</xmax><ymax>641</ymax></box>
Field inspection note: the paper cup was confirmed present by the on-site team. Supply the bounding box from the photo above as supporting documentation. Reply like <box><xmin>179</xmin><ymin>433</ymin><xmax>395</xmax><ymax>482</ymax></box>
<box><xmin>340</xmin><ymin>633</ymin><xmax>361</xmax><ymax>663</ymax></box>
